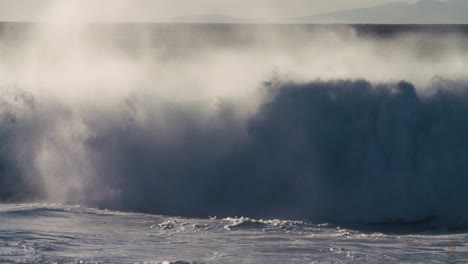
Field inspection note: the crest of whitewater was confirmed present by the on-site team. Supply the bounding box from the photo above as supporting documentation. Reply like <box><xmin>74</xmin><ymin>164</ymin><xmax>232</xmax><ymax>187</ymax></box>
<box><xmin>0</xmin><ymin>20</ymin><xmax>468</xmax><ymax>262</ymax></box>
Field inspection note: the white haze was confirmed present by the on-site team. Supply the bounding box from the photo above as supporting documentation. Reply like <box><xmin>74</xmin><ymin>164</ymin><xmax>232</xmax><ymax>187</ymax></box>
<box><xmin>0</xmin><ymin>1</ymin><xmax>467</xmax><ymax>206</ymax></box>
<box><xmin>0</xmin><ymin>0</ymin><xmax>416</xmax><ymax>22</ymax></box>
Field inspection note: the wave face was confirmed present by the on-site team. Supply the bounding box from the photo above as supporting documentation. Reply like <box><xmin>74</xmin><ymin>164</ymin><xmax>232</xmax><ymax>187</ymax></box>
<box><xmin>0</xmin><ymin>24</ymin><xmax>467</xmax><ymax>225</ymax></box>
<box><xmin>84</xmin><ymin>79</ymin><xmax>468</xmax><ymax>224</ymax></box>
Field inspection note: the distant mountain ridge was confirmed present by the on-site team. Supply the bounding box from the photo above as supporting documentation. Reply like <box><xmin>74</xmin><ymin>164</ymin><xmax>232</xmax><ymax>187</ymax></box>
<box><xmin>171</xmin><ymin>0</ymin><xmax>468</xmax><ymax>24</ymax></box>
<box><xmin>171</xmin><ymin>14</ymin><xmax>254</xmax><ymax>24</ymax></box>
<box><xmin>0</xmin><ymin>0</ymin><xmax>466</xmax><ymax>24</ymax></box>
<box><xmin>289</xmin><ymin>0</ymin><xmax>468</xmax><ymax>24</ymax></box>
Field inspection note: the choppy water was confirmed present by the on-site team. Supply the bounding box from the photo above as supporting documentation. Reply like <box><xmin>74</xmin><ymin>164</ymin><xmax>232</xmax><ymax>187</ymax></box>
<box><xmin>0</xmin><ymin>203</ymin><xmax>466</xmax><ymax>263</ymax></box>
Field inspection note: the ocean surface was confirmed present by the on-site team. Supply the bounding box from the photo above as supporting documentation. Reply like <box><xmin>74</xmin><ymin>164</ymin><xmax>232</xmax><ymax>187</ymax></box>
<box><xmin>1</xmin><ymin>203</ymin><xmax>467</xmax><ymax>263</ymax></box>
<box><xmin>0</xmin><ymin>23</ymin><xmax>467</xmax><ymax>263</ymax></box>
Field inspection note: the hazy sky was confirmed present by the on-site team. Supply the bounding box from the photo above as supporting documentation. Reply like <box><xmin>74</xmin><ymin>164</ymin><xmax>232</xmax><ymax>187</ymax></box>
<box><xmin>0</xmin><ymin>0</ymin><xmax>418</xmax><ymax>21</ymax></box>
<box><xmin>124</xmin><ymin>0</ymin><xmax>417</xmax><ymax>19</ymax></box>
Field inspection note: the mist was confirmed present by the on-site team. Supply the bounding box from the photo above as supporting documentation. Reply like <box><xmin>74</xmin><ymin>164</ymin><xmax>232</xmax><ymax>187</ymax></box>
<box><xmin>0</xmin><ymin>2</ymin><xmax>467</xmax><ymax>224</ymax></box>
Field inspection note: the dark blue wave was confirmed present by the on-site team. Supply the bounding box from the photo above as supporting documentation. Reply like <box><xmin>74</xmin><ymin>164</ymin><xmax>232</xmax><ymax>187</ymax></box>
<box><xmin>85</xmin><ymin>79</ymin><xmax>468</xmax><ymax>225</ymax></box>
<box><xmin>2</xmin><ymin>79</ymin><xmax>468</xmax><ymax>226</ymax></box>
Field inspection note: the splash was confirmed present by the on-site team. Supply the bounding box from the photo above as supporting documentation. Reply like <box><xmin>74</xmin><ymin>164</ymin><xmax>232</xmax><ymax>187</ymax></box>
<box><xmin>0</xmin><ymin>19</ymin><xmax>467</xmax><ymax>225</ymax></box>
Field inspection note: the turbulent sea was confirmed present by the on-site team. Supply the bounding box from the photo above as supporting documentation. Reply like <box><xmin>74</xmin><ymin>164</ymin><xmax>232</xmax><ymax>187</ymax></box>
<box><xmin>1</xmin><ymin>203</ymin><xmax>468</xmax><ymax>263</ymax></box>
<box><xmin>0</xmin><ymin>23</ymin><xmax>468</xmax><ymax>263</ymax></box>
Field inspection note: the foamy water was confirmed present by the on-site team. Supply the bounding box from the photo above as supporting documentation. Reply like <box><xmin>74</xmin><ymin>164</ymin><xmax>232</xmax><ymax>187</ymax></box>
<box><xmin>1</xmin><ymin>203</ymin><xmax>467</xmax><ymax>263</ymax></box>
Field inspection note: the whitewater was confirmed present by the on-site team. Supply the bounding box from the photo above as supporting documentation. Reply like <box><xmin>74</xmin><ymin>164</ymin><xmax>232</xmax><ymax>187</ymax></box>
<box><xmin>1</xmin><ymin>203</ymin><xmax>467</xmax><ymax>263</ymax></box>
<box><xmin>0</xmin><ymin>18</ymin><xmax>468</xmax><ymax>264</ymax></box>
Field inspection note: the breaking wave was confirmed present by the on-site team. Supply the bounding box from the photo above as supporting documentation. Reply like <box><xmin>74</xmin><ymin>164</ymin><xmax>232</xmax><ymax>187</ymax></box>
<box><xmin>1</xmin><ymin>78</ymin><xmax>468</xmax><ymax>226</ymax></box>
<box><xmin>0</xmin><ymin>23</ymin><xmax>468</xmax><ymax>227</ymax></box>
